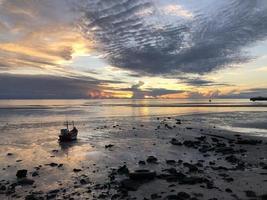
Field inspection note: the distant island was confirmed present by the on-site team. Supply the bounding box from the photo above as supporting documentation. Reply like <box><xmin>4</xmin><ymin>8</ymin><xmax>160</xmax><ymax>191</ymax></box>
<box><xmin>250</xmin><ymin>96</ymin><xmax>267</xmax><ymax>101</ymax></box>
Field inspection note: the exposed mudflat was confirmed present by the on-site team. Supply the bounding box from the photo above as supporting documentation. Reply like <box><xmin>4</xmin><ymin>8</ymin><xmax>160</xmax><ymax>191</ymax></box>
<box><xmin>0</xmin><ymin>114</ymin><xmax>267</xmax><ymax>200</ymax></box>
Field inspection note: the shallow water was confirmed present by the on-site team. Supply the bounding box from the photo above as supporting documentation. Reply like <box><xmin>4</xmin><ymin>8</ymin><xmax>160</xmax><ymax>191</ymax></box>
<box><xmin>0</xmin><ymin>99</ymin><xmax>267</xmax><ymax>199</ymax></box>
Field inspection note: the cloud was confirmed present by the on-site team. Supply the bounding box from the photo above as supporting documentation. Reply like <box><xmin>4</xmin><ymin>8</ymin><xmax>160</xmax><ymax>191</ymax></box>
<box><xmin>127</xmin><ymin>81</ymin><xmax>184</xmax><ymax>98</ymax></box>
<box><xmin>180</xmin><ymin>77</ymin><xmax>232</xmax><ymax>87</ymax></box>
<box><xmin>79</xmin><ymin>0</ymin><xmax>267</xmax><ymax>75</ymax></box>
<box><xmin>0</xmin><ymin>0</ymin><xmax>91</xmax><ymax>72</ymax></box>
<box><xmin>0</xmin><ymin>73</ymin><xmax>126</xmax><ymax>99</ymax></box>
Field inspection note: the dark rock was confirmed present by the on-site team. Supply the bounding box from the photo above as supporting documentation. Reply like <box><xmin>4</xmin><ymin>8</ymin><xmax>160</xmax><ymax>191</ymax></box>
<box><xmin>164</xmin><ymin>195</ymin><xmax>179</xmax><ymax>200</ymax></box>
<box><xmin>151</xmin><ymin>193</ymin><xmax>161</xmax><ymax>199</ymax></box>
<box><xmin>120</xmin><ymin>179</ymin><xmax>140</xmax><ymax>191</ymax></box>
<box><xmin>177</xmin><ymin>191</ymin><xmax>190</xmax><ymax>199</ymax></box>
<box><xmin>183</xmin><ymin>163</ymin><xmax>198</xmax><ymax>172</ymax></box>
<box><xmin>166</xmin><ymin>160</ymin><xmax>176</xmax><ymax>165</ymax></box>
<box><xmin>170</xmin><ymin>138</ymin><xmax>182</xmax><ymax>146</ymax></box>
<box><xmin>0</xmin><ymin>185</ymin><xmax>6</xmax><ymax>191</ymax></box>
<box><xmin>58</xmin><ymin>163</ymin><xmax>63</xmax><ymax>168</ymax></box>
<box><xmin>32</xmin><ymin>171</ymin><xmax>39</xmax><ymax>177</ymax></box>
<box><xmin>17</xmin><ymin>178</ymin><xmax>35</xmax><ymax>185</ymax></box>
<box><xmin>46</xmin><ymin>163</ymin><xmax>58</xmax><ymax>167</ymax></box>
<box><xmin>147</xmin><ymin>156</ymin><xmax>158</xmax><ymax>163</ymax></box>
<box><xmin>73</xmin><ymin>168</ymin><xmax>82</xmax><ymax>172</ymax></box>
<box><xmin>245</xmin><ymin>190</ymin><xmax>256</xmax><ymax>197</ymax></box>
<box><xmin>215</xmin><ymin>147</ymin><xmax>235</xmax><ymax>155</ymax></box>
<box><xmin>6</xmin><ymin>153</ymin><xmax>13</xmax><ymax>156</ymax></box>
<box><xmin>105</xmin><ymin>144</ymin><xmax>114</xmax><ymax>148</ymax></box>
<box><xmin>225</xmin><ymin>188</ymin><xmax>232</xmax><ymax>193</ymax></box>
<box><xmin>138</xmin><ymin>160</ymin><xmax>146</xmax><ymax>165</ymax></box>
<box><xmin>117</xmin><ymin>165</ymin><xmax>129</xmax><ymax>175</ymax></box>
<box><xmin>16</xmin><ymin>169</ymin><xmax>27</xmax><ymax>178</ymax></box>
<box><xmin>25</xmin><ymin>194</ymin><xmax>43</xmax><ymax>200</ymax></box>
<box><xmin>183</xmin><ymin>140</ymin><xmax>200</xmax><ymax>148</ymax></box>
<box><xmin>129</xmin><ymin>170</ymin><xmax>156</xmax><ymax>180</ymax></box>
<box><xmin>236</xmin><ymin>139</ymin><xmax>262</xmax><ymax>145</ymax></box>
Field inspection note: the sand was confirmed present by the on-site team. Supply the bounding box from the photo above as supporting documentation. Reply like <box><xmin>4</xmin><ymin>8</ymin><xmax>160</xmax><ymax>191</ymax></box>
<box><xmin>0</xmin><ymin>114</ymin><xmax>267</xmax><ymax>200</ymax></box>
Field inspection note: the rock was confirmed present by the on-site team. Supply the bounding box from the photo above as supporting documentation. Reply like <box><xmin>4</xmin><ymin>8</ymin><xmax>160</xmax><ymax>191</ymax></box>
<box><xmin>73</xmin><ymin>168</ymin><xmax>82</xmax><ymax>172</ymax></box>
<box><xmin>183</xmin><ymin>140</ymin><xmax>200</xmax><ymax>148</ymax></box>
<box><xmin>16</xmin><ymin>169</ymin><xmax>27</xmax><ymax>178</ymax></box>
<box><xmin>120</xmin><ymin>179</ymin><xmax>140</xmax><ymax>191</ymax></box>
<box><xmin>46</xmin><ymin>163</ymin><xmax>58</xmax><ymax>167</ymax></box>
<box><xmin>117</xmin><ymin>165</ymin><xmax>129</xmax><ymax>175</ymax></box>
<box><xmin>138</xmin><ymin>160</ymin><xmax>146</xmax><ymax>165</ymax></box>
<box><xmin>147</xmin><ymin>156</ymin><xmax>158</xmax><ymax>163</ymax></box>
<box><xmin>25</xmin><ymin>194</ymin><xmax>42</xmax><ymax>200</ymax></box>
<box><xmin>183</xmin><ymin>163</ymin><xmax>199</xmax><ymax>172</ymax></box>
<box><xmin>177</xmin><ymin>192</ymin><xmax>190</xmax><ymax>199</ymax></box>
<box><xmin>225</xmin><ymin>188</ymin><xmax>232</xmax><ymax>193</ymax></box>
<box><xmin>129</xmin><ymin>170</ymin><xmax>156</xmax><ymax>180</ymax></box>
<box><xmin>151</xmin><ymin>193</ymin><xmax>161</xmax><ymax>199</ymax></box>
<box><xmin>225</xmin><ymin>155</ymin><xmax>239</xmax><ymax>164</ymax></box>
<box><xmin>6</xmin><ymin>153</ymin><xmax>13</xmax><ymax>156</ymax></box>
<box><xmin>215</xmin><ymin>147</ymin><xmax>235</xmax><ymax>155</ymax></box>
<box><xmin>58</xmin><ymin>163</ymin><xmax>63</xmax><ymax>168</ymax></box>
<box><xmin>170</xmin><ymin>138</ymin><xmax>182</xmax><ymax>146</ymax></box>
<box><xmin>164</xmin><ymin>195</ymin><xmax>179</xmax><ymax>200</ymax></box>
<box><xmin>17</xmin><ymin>178</ymin><xmax>35</xmax><ymax>185</ymax></box>
<box><xmin>0</xmin><ymin>185</ymin><xmax>6</xmax><ymax>191</ymax></box>
<box><xmin>245</xmin><ymin>190</ymin><xmax>256</xmax><ymax>197</ymax></box>
<box><xmin>261</xmin><ymin>194</ymin><xmax>267</xmax><ymax>200</ymax></box>
<box><xmin>166</xmin><ymin>160</ymin><xmax>176</xmax><ymax>165</ymax></box>
<box><xmin>32</xmin><ymin>171</ymin><xmax>39</xmax><ymax>177</ymax></box>
<box><xmin>236</xmin><ymin>139</ymin><xmax>262</xmax><ymax>145</ymax></box>
<box><xmin>105</xmin><ymin>144</ymin><xmax>114</xmax><ymax>148</ymax></box>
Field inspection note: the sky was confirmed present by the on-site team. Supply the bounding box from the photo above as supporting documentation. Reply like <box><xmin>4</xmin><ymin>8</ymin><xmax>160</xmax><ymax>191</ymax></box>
<box><xmin>0</xmin><ymin>0</ymin><xmax>267</xmax><ymax>99</ymax></box>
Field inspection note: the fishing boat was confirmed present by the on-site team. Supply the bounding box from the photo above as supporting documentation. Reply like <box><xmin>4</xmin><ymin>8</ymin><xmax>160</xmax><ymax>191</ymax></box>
<box><xmin>59</xmin><ymin>121</ymin><xmax>78</xmax><ymax>142</ymax></box>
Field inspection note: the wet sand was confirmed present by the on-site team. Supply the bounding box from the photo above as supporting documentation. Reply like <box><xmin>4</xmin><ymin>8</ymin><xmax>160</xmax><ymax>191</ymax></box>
<box><xmin>1</xmin><ymin>115</ymin><xmax>267</xmax><ymax>200</ymax></box>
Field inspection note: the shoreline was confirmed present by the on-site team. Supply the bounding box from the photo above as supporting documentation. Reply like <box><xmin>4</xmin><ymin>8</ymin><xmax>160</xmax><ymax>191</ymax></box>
<box><xmin>0</xmin><ymin>114</ymin><xmax>267</xmax><ymax>200</ymax></box>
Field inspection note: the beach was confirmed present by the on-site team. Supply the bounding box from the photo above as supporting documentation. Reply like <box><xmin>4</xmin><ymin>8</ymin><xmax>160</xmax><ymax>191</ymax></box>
<box><xmin>0</xmin><ymin>99</ymin><xmax>267</xmax><ymax>200</ymax></box>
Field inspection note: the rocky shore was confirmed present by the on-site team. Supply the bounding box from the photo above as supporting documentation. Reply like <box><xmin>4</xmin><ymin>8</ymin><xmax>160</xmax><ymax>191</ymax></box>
<box><xmin>1</xmin><ymin>116</ymin><xmax>267</xmax><ymax>200</ymax></box>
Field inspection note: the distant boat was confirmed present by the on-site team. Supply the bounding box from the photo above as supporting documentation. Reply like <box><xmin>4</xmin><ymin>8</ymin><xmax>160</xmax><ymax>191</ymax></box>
<box><xmin>59</xmin><ymin>121</ymin><xmax>78</xmax><ymax>142</ymax></box>
<box><xmin>250</xmin><ymin>96</ymin><xmax>267</xmax><ymax>101</ymax></box>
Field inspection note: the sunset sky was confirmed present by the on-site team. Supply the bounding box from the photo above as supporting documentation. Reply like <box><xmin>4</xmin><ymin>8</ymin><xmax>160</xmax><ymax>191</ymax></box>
<box><xmin>0</xmin><ymin>0</ymin><xmax>267</xmax><ymax>99</ymax></box>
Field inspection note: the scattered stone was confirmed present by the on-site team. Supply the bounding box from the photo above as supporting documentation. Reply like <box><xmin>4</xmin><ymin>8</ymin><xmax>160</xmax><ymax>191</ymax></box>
<box><xmin>245</xmin><ymin>190</ymin><xmax>256</xmax><ymax>197</ymax></box>
<box><xmin>32</xmin><ymin>171</ymin><xmax>39</xmax><ymax>177</ymax></box>
<box><xmin>46</xmin><ymin>163</ymin><xmax>58</xmax><ymax>167</ymax></box>
<box><xmin>117</xmin><ymin>165</ymin><xmax>129</xmax><ymax>175</ymax></box>
<box><xmin>166</xmin><ymin>160</ymin><xmax>176</xmax><ymax>165</ymax></box>
<box><xmin>138</xmin><ymin>160</ymin><xmax>146</xmax><ymax>165</ymax></box>
<box><xmin>105</xmin><ymin>144</ymin><xmax>114</xmax><ymax>148</ymax></box>
<box><xmin>129</xmin><ymin>170</ymin><xmax>156</xmax><ymax>180</ymax></box>
<box><xmin>236</xmin><ymin>139</ymin><xmax>262</xmax><ymax>145</ymax></box>
<box><xmin>17</xmin><ymin>178</ymin><xmax>35</xmax><ymax>185</ymax></box>
<box><xmin>177</xmin><ymin>191</ymin><xmax>191</xmax><ymax>199</ymax></box>
<box><xmin>170</xmin><ymin>138</ymin><xmax>182</xmax><ymax>146</ymax></box>
<box><xmin>73</xmin><ymin>168</ymin><xmax>82</xmax><ymax>172</ymax></box>
<box><xmin>147</xmin><ymin>156</ymin><xmax>158</xmax><ymax>163</ymax></box>
<box><xmin>16</xmin><ymin>169</ymin><xmax>27</xmax><ymax>178</ymax></box>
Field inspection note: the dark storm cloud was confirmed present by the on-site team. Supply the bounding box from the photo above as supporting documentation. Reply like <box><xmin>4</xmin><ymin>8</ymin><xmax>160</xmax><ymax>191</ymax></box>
<box><xmin>180</xmin><ymin>77</ymin><xmax>232</xmax><ymax>87</ymax></box>
<box><xmin>0</xmin><ymin>74</ymin><xmax>123</xmax><ymax>99</ymax></box>
<box><xmin>122</xmin><ymin>81</ymin><xmax>184</xmax><ymax>98</ymax></box>
<box><xmin>79</xmin><ymin>0</ymin><xmax>267</xmax><ymax>75</ymax></box>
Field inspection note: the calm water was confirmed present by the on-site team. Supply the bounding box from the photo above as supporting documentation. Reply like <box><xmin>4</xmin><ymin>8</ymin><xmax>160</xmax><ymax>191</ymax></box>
<box><xmin>0</xmin><ymin>99</ymin><xmax>267</xmax><ymax>125</ymax></box>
